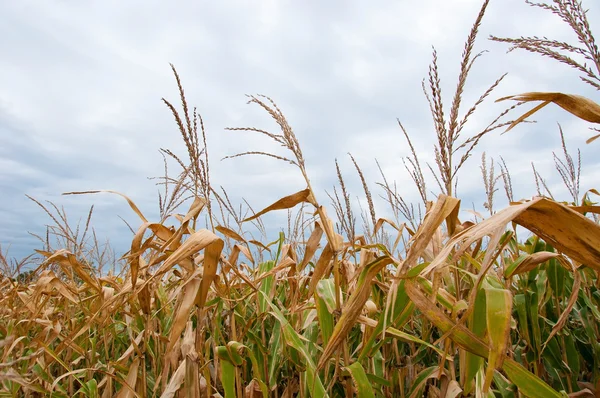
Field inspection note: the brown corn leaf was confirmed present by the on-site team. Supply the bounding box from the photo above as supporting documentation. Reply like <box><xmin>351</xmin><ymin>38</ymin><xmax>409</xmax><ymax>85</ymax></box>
<box><xmin>498</xmin><ymin>92</ymin><xmax>600</xmax><ymax>140</ymax></box>
<box><xmin>403</xmin><ymin>195</ymin><xmax>461</xmax><ymax>275</ymax></box>
<box><xmin>317</xmin><ymin>255</ymin><xmax>394</xmax><ymax>370</ymax></box>
<box><xmin>148</xmin><ymin>223</ymin><xmax>177</xmax><ymax>245</ymax></box>
<box><xmin>167</xmin><ymin>272</ymin><xmax>202</xmax><ymax>354</ymax></box>
<box><xmin>242</xmin><ymin>189</ymin><xmax>313</xmax><ymax>222</ymax></box>
<box><xmin>216</xmin><ymin>225</ymin><xmax>246</xmax><ymax>243</ymax></box>
<box><xmin>385</xmin><ymin>195</ymin><xmax>460</xmax><ymax>342</ymax></box>
<box><xmin>307</xmin><ymin>242</ymin><xmax>334</xmax><ymax>299</ymax></box>
<box><xmin>129</xmin><ymin>222</ymin><xmax>152</xmax><ymax>290</ymax></box>
<box><xmin>421</xmin><ymin>198</ymin><xmax>600</xmax><ymax>276</ymax></box>
<box><xmin>63</xmin><ymin>190</ymin><xmax>148</xmax><ymax>223</ymax></box>
<box><xmin>116</xmin><ymin>331</ymin><xmax>144</xmax><ymax>364</ymax></box>
<box><xmin>586</xmin><ymin>133</ymin><xmax>600</xmax><ymax>144</ymax></box>
<box><xmin>17</xmin><ymin>291</ymin><xmax>36</xmax><ymax>313</ymax></box>
<box><xmin>32</xmin><ymin>270</ymin><xmax>78</xmax><ymax>304</ymax></box>
<box><xmin>298</xmin><ymin>222</ymin><xmax>324</xmax><ymax>272</ymax></box>
<box><xmin>254</xmin><ymin>256</ymin><xmax>296</xmax><ymax>284</ymax></box>
<box><xmin>196</xmin><ymin>234</ymin><xmax>225</xmax><ymax>309</ymax></box>
<box><xmin>237</xmin><ymin>244</ymin><xmax>255</xmax><ymax>266</ymax></box>
<box><xmin>373</xmin><ymin>217</ymin><xmax>401</xmax><ymax>236</ymax></box>
<box><xmin>542</xmin><ymin>256</ymin><xmax>581</xmax><ymax>351</ymax></box>
<box><xmin>446</xmin><ymin>199</ymin><xmax>462</xmax><ymax>237</ymax></box>
<box><xmin>42</xmin><ymin>249</ymin><xmax>101</xmax><ymax>294</ymax></box>
<box><xmin>317</xmin><ymin>205</ymin><xmax>343</xmax><ymax>252</ymax></box>
<box><xmin>160</xmin><ymin>358</ymin><xmax>187</xmax><ymax>398</ymax></box>
<box><xmin>116</xmin><ymin>357</ymin><xmax>140</xmax><ymax>398</ymax></box>
<box><xmin>409</xmin><ymin>367</ymin><xmax>448</xmax><ymax>398</ymax></box>
<box><xmin>569</xmin><ymin>205</ymin><xmax>600</xmax><ymax>215</ymax></box>
<box><xmin>180</xmin><ymin>196</ymin><xmax>207</xmax><ymax>225</ymax></box>
<box><xmin>249</xmin><ymin>240</ymin><xmax>271</xmax><ymax>252</ymax></box>
<box><xmin>505</xmin><ymin>252</ymin><xmax>560</xmax><ymax>278</ymax></box>
<box><xmin>244</xmin><ymin>379</ymin><xmax>263</xmax><ymax>398</ymax></box>
<box><xmin>152</xmin><ymin>229</ymin><xmax>223</xmax><ymax>283</ymax></box>
<box><xmin>373</xmin><ymin>218</ymin><xmax>406</xmax><ymax>254</ymax></box>
<box><xmin>405</xmin><ymin>278</ymin><xmax>490</xmax><ymax>357</ymax></box>
<box><xmin>226</xmin><ymin>245</ymin><xmax>241</xmax><ymax>270</ymax></box>
<box><xmin>513</xmin><ymin>199</ymin><xmax>600</xmax><ymax>271</ymax></box>
<box><xmin>0</xmin><ymin>369</ymin><xmax>34</xmax><ymax>388</ymax></box>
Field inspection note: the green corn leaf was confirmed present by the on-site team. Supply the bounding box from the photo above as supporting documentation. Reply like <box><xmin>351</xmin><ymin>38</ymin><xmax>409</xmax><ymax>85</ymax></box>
<box><xmin>345</xmin><ymin>362</ymin><xmax>376</xmax><ymax>398</ymax></box>
<box><xmin>408</xmin><ymin>366</ymin><xmax>443</xmax><ymax>398</ymax></box>
<box><xmin>503</xmin><ymin>359</ymin><xmax>562</xmax><ymax>398</ymax></box>
<box><xmin>219</xmin><ymin>357</ymin><xmax>236</xmax><ymax>398</ymax></box>
<box><xmin>258</xmin><ymin>260</ymin><xmax>276</xmax><ymax>314</ymax></box>
<box><xmin>262</xmin><ymin>291</ymin><xmax>328</xmax><ymax>398</ymax></box>
<box><xmin>463</xmin><ymin>288</ymin><xmax>486</xmax><ymax>395</ymax></box>
<box><xmin>483</xmin><ymin>287</ymin><xmax>512</xmax><ymax>392</ymax></box>
<box><xmin>315</xmin><ymin>278</ymin><xmax>335</xmax><ymax>346</ymax></box>
<box><xmin>528</xmin><ymin>292</ymin><xmax>542</xmax><ymax>359</ymax></box>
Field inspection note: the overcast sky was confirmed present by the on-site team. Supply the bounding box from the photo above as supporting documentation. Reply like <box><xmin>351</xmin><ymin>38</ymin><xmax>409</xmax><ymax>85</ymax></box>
<box><xmin>1</xmin><ymin>0</ymin><xmax>599</xmax><ymax>267</ymax></box>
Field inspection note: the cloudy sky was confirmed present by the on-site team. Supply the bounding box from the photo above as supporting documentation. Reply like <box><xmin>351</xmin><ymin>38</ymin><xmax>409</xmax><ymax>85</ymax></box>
<box><xmin>1</xmin><ymin>0</ymin><xmax>599</xmax><ymax>267</ymax></box>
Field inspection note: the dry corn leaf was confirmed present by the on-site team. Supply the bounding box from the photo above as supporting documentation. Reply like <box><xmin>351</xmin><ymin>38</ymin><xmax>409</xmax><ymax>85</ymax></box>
<box><xmin>243</xmin><ymin>188</ymin><xmax>313</xmax><ymax>222</ymax></box>
<box><xmin>238</xmin><ymin>244</ymin><xmax>255</xmax><ymax>265</ymax></box>
<box><xmin>586</xmin><ymin>133</ymin><xmax>600</xmax><ymax>144</ymax></box>
<box><xmin>151</xmin><ymin>229</ymin><xmax>223</xmax><ymax>296</ymax></box>
<box><xmin>249</xmin><ymin>240</ymin><xmax>271</xmax><ymax>252</ymax></box>
<box><xmin>569</xmin><ymin>205</ymin><xmax>600</xmax><ymax>215</ymax></box>
<box><xmin>497</xmin><ymin>92</ymin><xmax>600</xmax><ymax>141</ymax></box>
<box><xmin>382</xmin><ymin>195</ymin><xmax>460</xmax><ymax>346</ymax></box>
<box><xmin>403</xmin><ymin>195</ymin><xmax>461</xmax><ymax>276</ymax></box>
<box><xmin>226</xmin><ymin>245</ymin><xmax>240</xmax><ymax>271</ymax></box>
<box><xmin>505</xmin><ymin>252</ymin><xmax>560</xmax><ymax>278</ymax></box>
<box><xmin>180</xmin><ymin>196</ymin><xmax>207</xmax><ymax>225</ymax></box>
<box><xmin>129</xmin><ymin>222</ymin><xmax>152</xmax><ymax>290</ymax></box>
<box><xmin>421</xmin><ymin>198</ymin><xmax>600</xmax><ymax>276</ymax></box>
<box><xmin>41</xmin><ymin>249</ymin><xmax>101</xmax><ymax>294</ymax></box>
<box><xmin>317</xmin><ymin>255</ymin><xmax>394</xmax><ymax>370</ymax></box>
<box><xmin>148</xmin><ymin>223</ymin><xmax>176</xmax><ymax>244</ymax></box>
<box><xmin>160</xmin><ymin>358</ymin><xmax>187</xmax><ymax>398</ymax></box>
<box><xmin>63</xmin><ymin>190</ymin><xmax>148</xmax><ymax>223</ymax></box>
<box><xmin>298</xmin><ymin>222</ymin><xmax>323</xmax><ymax>272</ymax></box>
<box><xmin>409</xmin><ymin>367</ymin><xmax>448</xmax><ymax>398</ymax></box>
<box><xmin>373</xmin><ymin>218</ymin><xmax>406</xmax><ymax>254</ymax></box>
<box><xmin>32</xmin><ymin>270</ymin><xmax>78</xmax><ymax>304</ymax></box>
<box><xmin>254</xmin><ymin>256</ymin><xmax>295</xmax><ymax>283</ymax></box>
<box><xmin>244</xmin><ymin>379</ymin><xmax>263</xmax><ymax>398</ymax></box>
<box><xmin>216</xmin><ymin>225</ymin><xmax>246</xmax><ymax>243</ymax></box>
<box><xmin>307</xmin><ymin>242</ymin><xmax>334</xmax><ymax>299</ymax></box>
<box><xmin>116</xmin><ymin>357</ymin><xmax>141</xmax><ymax>398</ymax></box>
<box><xmin>513</xmin><ymin>199</ymin><xmax>600</xmax><ymax>271</ymax></box>
<box><xmin>196</xmin><ymin>235</ymin><xmax>224</xmax><ymax>309</ymax></box>
<box><xmin>373</xmin><ymin>217</ymin><xmax>401</xmax><ymax>236</ymax></box>
<box><xmin>0</xmin><ymin>369</ymin><xmax>35</xmax><ymax>388</ymax></box>
<box><xmin>17</xmin><ymin>291</ymin><xmax>36</xmax><ymax>313</ymax></box>
<box><xmin>446</xmin><ymin>200</ymin><xmax>461</xmax><ymax>237</ymax></box>
<box><xmin>116</xmin><ymin>331</ymin><xmax>144</xmax><ymax>364</ymax></box>
<box><xmin>542</xmin><ymin>256</ymin><xmax>581</xmax><ymax>351</ymax></box>
<box><xmin>317</xmin><ymin>205</ymin><xmax>343</xmax><ymax>252</ymax></box>
<box><xmin>166</xmin><ymin>275</ymin><xmax>202</xmax><ymax>355</ymax></box>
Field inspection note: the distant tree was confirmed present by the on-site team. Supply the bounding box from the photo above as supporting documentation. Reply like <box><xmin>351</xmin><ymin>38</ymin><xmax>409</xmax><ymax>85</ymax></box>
<box><xmin>16</xmin><ymin>270</ymin><xmax>37</xmax><ymax>284</ymax></box>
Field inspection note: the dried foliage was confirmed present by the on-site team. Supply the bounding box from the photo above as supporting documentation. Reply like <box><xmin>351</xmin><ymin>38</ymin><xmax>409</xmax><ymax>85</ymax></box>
<box><xmin>492</xmin><ymin>0</ymin><xmax>600</xmax><ymax>143</ymax></box>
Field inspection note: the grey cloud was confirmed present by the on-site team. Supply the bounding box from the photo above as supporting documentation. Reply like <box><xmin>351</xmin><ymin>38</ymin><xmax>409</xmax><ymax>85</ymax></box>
<box><xmin>1</xmin><ymin>0</ymin><xmax>599</xmax><ymax>262</ymax></box>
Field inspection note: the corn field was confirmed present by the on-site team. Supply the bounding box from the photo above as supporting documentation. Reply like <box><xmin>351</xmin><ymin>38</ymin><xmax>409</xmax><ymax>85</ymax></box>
<box><xmin>2</xmin><ymin>0</ymin><xmax>600</xmax><ymax>397</ymax></box>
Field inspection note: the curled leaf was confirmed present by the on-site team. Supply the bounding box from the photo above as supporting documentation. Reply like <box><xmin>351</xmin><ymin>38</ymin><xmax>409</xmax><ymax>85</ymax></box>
<box><xmin>498</xmin><ymin>92</ymin><xmax>600</xmax><ymax>142</ymax></box>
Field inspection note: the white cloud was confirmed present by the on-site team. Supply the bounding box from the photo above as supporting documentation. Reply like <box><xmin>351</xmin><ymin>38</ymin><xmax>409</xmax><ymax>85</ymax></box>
<box><xmin>1</xmin><ymin>0</ymin><xmax>599</xmax><ymax>261</ymax></box>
